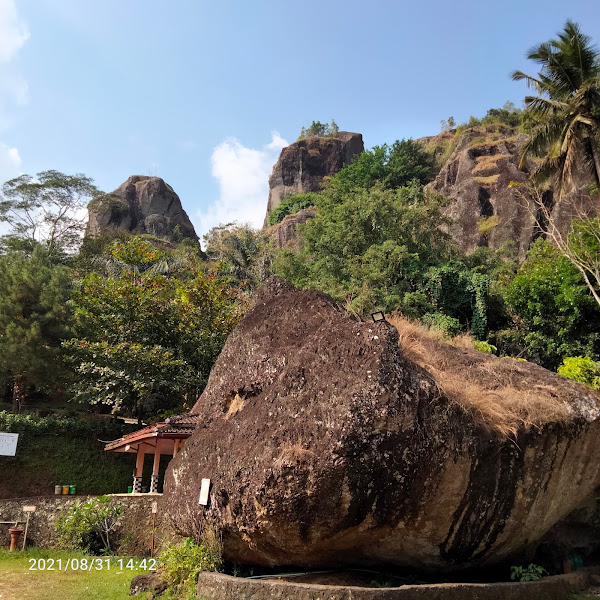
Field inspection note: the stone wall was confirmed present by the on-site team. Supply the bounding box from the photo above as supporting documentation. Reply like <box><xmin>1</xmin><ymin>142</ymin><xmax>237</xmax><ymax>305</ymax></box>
<box><xmin>0</xmin><ymin>494</ymin><xmax>181</xmax><ymax>555</ymax></box>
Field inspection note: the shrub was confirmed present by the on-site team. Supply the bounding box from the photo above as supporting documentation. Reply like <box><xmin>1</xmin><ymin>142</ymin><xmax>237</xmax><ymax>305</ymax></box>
<box><xmin>298</xmin><ymin>119</ymin><xmax>339</xmax><ymax>140</ymax></box>
<box><xmin>56</xmin><ymin>495</ymin><xmax>122</xmax><ymax>554</ymax></box>
<box><xmin>558</xmin><ymin>356</ymin><xmax>600</xmax><ymax>391</ymax></box>
<box><xmin>159</xmin><ymin>531</ymin><xmax>223</xmax><ymax>588</ymax></box>
<box><xmin>510</xmin><ymin>563</ymin><xmax>547</xmax><ymax>581</ymax></box>
<box><xmin>268</xmin><ymin>193</ymin><xmax>320</xmax><ymax>226</ymax></box>
<box><xmin>421</xmin><ymin>312</ymin><xmax>462</xmax><ymax>337</ymax></box>
<box><xmin>473</xmin><ymin>340</ymin><xmax>497</xmax><ymax>354</ymax></box>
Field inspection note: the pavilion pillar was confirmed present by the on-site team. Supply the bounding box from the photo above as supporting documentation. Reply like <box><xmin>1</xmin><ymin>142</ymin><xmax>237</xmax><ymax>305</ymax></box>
<box><xmin>150</xmin><ymin>440</ymin><xmax>161</xmax><ymax>493</ymax></box>
<box><xmin>133</xmin><ymin>445</ymin><xmax>145</xmax><ymax>493</ymax></box>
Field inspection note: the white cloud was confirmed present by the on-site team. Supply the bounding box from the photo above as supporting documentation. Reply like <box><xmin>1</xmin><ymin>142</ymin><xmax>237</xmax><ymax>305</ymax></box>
<box><xmin>0</xmin><ymin>0</ymin><xmax>29</xmax><ymax>65</ymax></box>
<box><xmin>0</xmin><ymin>141</ymin><xmax>20</xmax><ymax>182</ymax></box>
<box><xmin>196</xmin><ymin>132</ymin><xmax>288</xmax><ymax>241</ymax></box>
<box><xmin>0</xmin><ymin>0</ymin><xmax>28</xmax><ymax>174</ymax></box>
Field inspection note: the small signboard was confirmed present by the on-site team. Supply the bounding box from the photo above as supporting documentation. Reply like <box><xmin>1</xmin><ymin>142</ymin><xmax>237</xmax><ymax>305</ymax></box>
<box><xmin>23</xmin><ymin>506</ymin><xmax>36</xmax><ymax>513</ymax></box>
<box><xmin>151</xmin><ymin>502</ymin><xmax>158</xmax><ymax>514</ymax></box>
<box><xmin>199</xmin><ymin>478</ymin><xmax>211</xmax><ymax>506</ymax></box>
<box><xmin>0</xmin><ymin>433</ymin><xmax>18</xmax><ymax>456</ymax></box>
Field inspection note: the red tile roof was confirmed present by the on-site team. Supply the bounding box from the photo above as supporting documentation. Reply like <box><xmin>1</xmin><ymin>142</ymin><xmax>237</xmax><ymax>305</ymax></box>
<box><xmin>104</xmin><ymin>413</ymin><xmax>200</xmax><ymax>452</ymax></box>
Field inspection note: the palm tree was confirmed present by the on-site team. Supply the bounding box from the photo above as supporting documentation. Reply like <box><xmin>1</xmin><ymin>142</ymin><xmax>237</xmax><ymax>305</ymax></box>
<box><xmin>512</xmin><ymin>20</ymin><xmax>600</xmax><ymax>194</ymax></box>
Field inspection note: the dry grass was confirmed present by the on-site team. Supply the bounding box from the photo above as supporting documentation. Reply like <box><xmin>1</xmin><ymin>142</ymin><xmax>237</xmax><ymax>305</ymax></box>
<box><xmin>387</xmin><ymin>314</ymin><xmax>572</xmax><ymax>437</ymax></box>
<box><xmin>473</xmin><ymin>174</ymin><xmax>500</xmax><ymax>185</ymax></box>
<box><xmin>473</xmin><ymin>154</ymin><xmax>511</xmax><ymax>174</ymax></box>
<box><xmin>470</xmin><ymin>135</ymin><xmax>517</xmax><ymax>149</ymax></box>
<box><xmin>273</xmin><ymin>442</ymin><xmax>316</xmax><ymax>469</ymax></box>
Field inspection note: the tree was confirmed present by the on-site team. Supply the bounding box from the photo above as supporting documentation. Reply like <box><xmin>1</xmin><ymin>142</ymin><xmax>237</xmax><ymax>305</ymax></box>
<box><xmin>511</xmin><ymin>21</ymin><xmax>600</xmax><ymax>191</ymax></box>
<box><xmin>327</xmin><ymin>139</ymin><xmax>435</xmax><ymax>194</ymax></box>
<box><xmin>298</xmin><ymin>119</ymin><xmax>339</xmax><ymax>139</ymax></box>
<box><xmin>64</xmin><ymin>238</ymin><xmax>243</xmax><ymax>417</ymax></box>
<box><xmin>275</xmin><ymin>181</ymin><xmax>456</xmax><ymax>314</ymax></box>
<box><xmin>0</xmin><ymin>171</ymin><xmax>103</xmax><ymax>256</ymax></box>
<box><xmin>503</xmin><ymin>239</ymin><xmax>600</xmax><ymax>369</ymax></box>
<box><xmin>0</xmin><ymin>246</ymin><xmax>73</xmax><ymax>412</ymax></box>
<box><xmin>203</xmin><ymin>223</ymin><xmax>274</xmax><ymax>290</ymax></box>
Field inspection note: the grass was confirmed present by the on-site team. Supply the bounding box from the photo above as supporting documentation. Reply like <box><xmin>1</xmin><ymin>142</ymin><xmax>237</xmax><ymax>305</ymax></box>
<box><xmin>473</xmin><ymin>154</ymin><xmax>511</xmax><ymax>174</ymax></box>
<box><xmin>469</xmin><ymin>135</ymin><xmax>518</xmax><ymax>149</ymax></box>
<box><xmin>388</xmin><ymin>315</ymin><xmax>572</xmax><ymax>437</ymax></box>
<box><xmin>473</xmin><ymin>174</ymin><xmax>500</xmax><ymax>185</ymax></box>
<box><xmin>0</xmin><ymin>548</ymin><xmax>151</xmax><ymax>600</ymax></box>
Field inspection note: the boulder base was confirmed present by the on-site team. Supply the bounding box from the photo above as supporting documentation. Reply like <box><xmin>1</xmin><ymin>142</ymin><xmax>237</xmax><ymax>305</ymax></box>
<box><xmin>163</xmin><ymin>278</ymin><xmax>600</xmax><ymax>570</ymax></box>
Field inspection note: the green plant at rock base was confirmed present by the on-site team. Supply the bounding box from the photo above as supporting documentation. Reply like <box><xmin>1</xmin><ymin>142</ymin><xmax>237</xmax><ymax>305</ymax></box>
<box><xmin>56</xmin><ymin>495</ymin><xmax>122</xmax><ymax>554</ymax></box>
<box><xmin>159</xmin><ymin>531</ymin><xmax>223</xmax><ymax>591</ymax></box>
<box><xmin>510</xmin><ymin>563</ymin><xmax>547</xmax><ymax>581</ymax></box>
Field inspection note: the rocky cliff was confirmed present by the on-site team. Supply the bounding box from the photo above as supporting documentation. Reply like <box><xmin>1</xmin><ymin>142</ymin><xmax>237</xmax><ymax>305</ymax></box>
<box><xmin>264</xmin><ymin>132</ymin><xmax>363</xmax><ymax>227</ymax></box>
<box><xmin>86</xmin><ymin>176</ymin><xmax>199</xmax><ymax>244</ymax></box>
<box><xmin>163</xmin><ymin>278</ymin><xmax>600</xmax><ymax>571</ymax></box>
<box><xmin>428</xmin><ymin>126</ymin><xmax>597</xmax><ymax>259</ymax></box>
<box><xmin>265</xmin><ymin>207</ymin><xmax>316</xmax><ymax>249</ymax></box>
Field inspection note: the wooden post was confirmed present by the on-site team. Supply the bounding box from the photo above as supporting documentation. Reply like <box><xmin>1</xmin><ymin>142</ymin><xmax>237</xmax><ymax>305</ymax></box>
<box><xmin>150</xmin><ymin>440</ymin><xmax>161</xmax><ymax>493</ymax></box>
<box><xmin>133</xmin><ymin>445</ymin><xmax>145</xmax><ymax>493</ymax></box>
<box><xmin>22</xmin><ymin>513</ymin><xmax>30</xmax><ymax>551</ymax></box>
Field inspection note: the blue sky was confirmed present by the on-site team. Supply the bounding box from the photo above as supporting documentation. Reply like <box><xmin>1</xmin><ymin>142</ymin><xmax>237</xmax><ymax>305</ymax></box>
<box><xmin>1</xmin><ymin>0</ymin><xmax>599</xmax><ymax>242</ymax></box>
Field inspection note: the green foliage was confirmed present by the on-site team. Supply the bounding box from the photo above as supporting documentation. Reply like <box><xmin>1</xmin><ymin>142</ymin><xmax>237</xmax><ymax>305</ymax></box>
<box><xmin>0</xmin><ymin>246</ymin><xmax>73</xmax><ymax>409</ymax></box>
<box><xmin>87</xmin><ymin>193</ymin><xmax>129</xmax><ymax>217</ymax></box>
<box><xmin>473</xmin><ymin>340</ymin><xmax>498</xmax><ymax>354</ymax></box>
<box><xmin>160</xmin><ymin>534</ymin><xmax>223</xmax><ymax>588</ymax></box>
<box><xmin>558</xmin><ymin>356</ymin><xmax>600</xmax><ymax>391</ymax></box>
<box><xmin>63</xmin><ymin>340</ymin><xmax>195</xmax><ymax>414</ymax></box>
<box><xmin>0</xmin><ymin>410</ymin><xmax>135</xmax><ymax>438</ymax></box>
<box><xmin>0</xmin><ymin>170</ymin><xmax>102</xmax><ymax>256</ymax></box>
<box><xmin>481</xmin><ymin>102</ymin><xmax>523</xmax><ymax>128</ymax></box>
<box><xmin>503</xmin><ymin>239</ymin><xmax>600</xmax><ymax>369</ymax></box>
<box><xmin>328</xmin><ymin>139</ymin><xmax>435</xmax><ymax>194</ymax></box>
<box><xmin>203</xmin><ymin>223</ymin><xmax>274</xmax><ymax>290</ymax></box>
<box><xmin>298</xmin><ymin>119</ymin><xmax>339</xmax><ymax>139</ymax></box>
<box><xmin>56</xmin><ymin>495</ymin><xmax>122</xmax><ymax>554</ymax></box>
<box><xmin>512</xmin><ymin>21</ymin><xmax>600</xmax><ymax>190</ymax></box>
<box><xmin>421</xmin><ymin>313</ymin><xmax>462</xmax><ymax>337</ymax></box>
<box><xmin>440</xmin><ymin>116</ymin><xmax>456</xmax><ymax>132</ymax></box>
<box><xmin>63</xmin><ymin>237</ymin><xmax>243</xmax><ymax>417</ymax></box>
<box><xmin>510</xmin><ymin>563</ymin><xmax>547</xmax><ymax>582</ymax></box>
<box><xmin>424</xmin><ymin>264</ymin><xmax>490</xmax><ymax>339</ymax></box>
<box><xmin>0</xmin><ymin>411</ymin><xmax>137</xmax><ymax>497</ymax></box>
<box><xmin>477</xmin><ymin>215</ymin><xmax>501</xmax><ymax>238</ymax></box>
<box><xmin>268</xmin><ymin>193</ymin><xmax>319</xmax><ymax>226</ymax></box>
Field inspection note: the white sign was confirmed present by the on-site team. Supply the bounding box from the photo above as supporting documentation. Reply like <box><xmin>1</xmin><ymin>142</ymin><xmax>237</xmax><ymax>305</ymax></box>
<box><xmin>23</xmin><ymin>506</ymin><xmax>36</xmax><ymax>513</ymax></box>
<box><xmin>199</xmin><ymin>478</ymin><xmax>211</xmax><ymax>506</ymax></box>
<box><xmin>151</xmin><ymin>502</ymin><xmax>158</xmax><ymax>514</ymax></box>
<box><xmin>0</xmin><ymin>433</ymin><xmax>18</xmax><ymax>456</ymax></box>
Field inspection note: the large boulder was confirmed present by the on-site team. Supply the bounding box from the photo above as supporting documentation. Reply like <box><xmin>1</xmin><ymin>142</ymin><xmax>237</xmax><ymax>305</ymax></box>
<box><xmin>86</xmin><ymin>175</ymin><xmax>199</xmax><ymax>244</ymax></box>
<box><xmin>163</xmin><ymin>278</ymin><xmax>600</xmax><ymax>571</ymax></box>
<box><xmin>264</xmin><ymin>132</ymin><xmax>364</xmax><ymax>226</ymax></box>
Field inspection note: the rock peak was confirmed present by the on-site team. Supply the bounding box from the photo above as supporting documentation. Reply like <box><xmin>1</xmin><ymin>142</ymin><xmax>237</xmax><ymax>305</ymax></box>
<box><xmin>86</xmin><ymin>175</ymin><xmax>199</xmax><ymax>245</ymax></box>
<box><xmin>264</xmin><ymin>132</ymin><xmax>364</xmax><ymax>226</ymax></box>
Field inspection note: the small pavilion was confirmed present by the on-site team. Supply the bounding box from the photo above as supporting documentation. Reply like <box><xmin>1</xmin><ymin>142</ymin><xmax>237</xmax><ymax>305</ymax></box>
<box><xmin>104</xmin><ymin>413</ymin><xmax>199</xmax><ymax>493</ymax></box>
